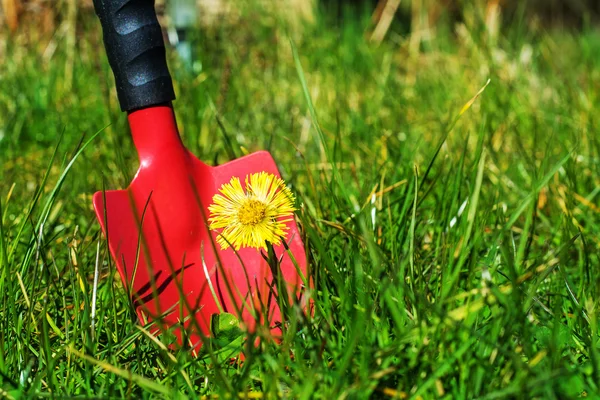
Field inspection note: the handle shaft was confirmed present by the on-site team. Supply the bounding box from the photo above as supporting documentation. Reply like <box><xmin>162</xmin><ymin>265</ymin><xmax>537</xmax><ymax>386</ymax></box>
<box><xmin>93</xmin><ymin>0</ymin><xmax>176</xmax><ymax>112</ymax></box>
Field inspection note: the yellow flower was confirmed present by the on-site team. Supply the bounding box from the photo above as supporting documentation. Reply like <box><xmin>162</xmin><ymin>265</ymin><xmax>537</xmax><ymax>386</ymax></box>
<box><xmin>208</xmin><ymin>172</ymin><xmax>296</xmax><ymax>250</ymax></box>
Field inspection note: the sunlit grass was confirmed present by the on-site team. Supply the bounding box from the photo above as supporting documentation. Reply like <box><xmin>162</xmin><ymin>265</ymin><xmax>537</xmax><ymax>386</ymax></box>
<box><xmin>1</xmin><ymin>4</ymin><xmax>600</xmax><ymax>398</ymax></box>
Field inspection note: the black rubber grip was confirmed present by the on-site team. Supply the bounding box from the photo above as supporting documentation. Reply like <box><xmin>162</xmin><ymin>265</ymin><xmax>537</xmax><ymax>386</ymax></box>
<box><xmin>93</xmin><ymin>0</ymin><xmax>175</xmax><ymax>112</ymax></box>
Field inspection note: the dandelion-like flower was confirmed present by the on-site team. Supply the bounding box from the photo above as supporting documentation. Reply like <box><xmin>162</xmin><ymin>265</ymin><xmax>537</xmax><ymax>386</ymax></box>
<box><xmin>208</xmin><ymin>172</ymin><xmax>296</xmax><ymax>250</ymax></box>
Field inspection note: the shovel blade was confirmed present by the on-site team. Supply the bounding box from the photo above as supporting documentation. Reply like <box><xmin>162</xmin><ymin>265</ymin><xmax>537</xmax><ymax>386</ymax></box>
<box><xmin>94</xmin><ymin>144</ymin><xmax>307</xmax><ymax>350</ymax></box>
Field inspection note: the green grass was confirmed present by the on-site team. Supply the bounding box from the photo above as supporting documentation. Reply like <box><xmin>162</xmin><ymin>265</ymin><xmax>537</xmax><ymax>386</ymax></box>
<box><xmin>2</xmin><ymin>4</ymin><xmax>600</xmax><ymax>398</ymax></box>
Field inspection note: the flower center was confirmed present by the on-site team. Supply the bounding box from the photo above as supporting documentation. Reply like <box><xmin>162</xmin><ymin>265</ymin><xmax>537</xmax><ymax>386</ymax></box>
<box><xmin>237</xmin><ymin>199</ymin><xmax>267</xmax><ymax>226</ymax></box>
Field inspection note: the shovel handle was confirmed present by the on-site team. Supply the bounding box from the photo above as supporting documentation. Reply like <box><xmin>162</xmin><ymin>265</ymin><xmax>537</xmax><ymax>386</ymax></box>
<box><xmin>93</xmin><ymin>0</ymin><xmax>175</xmax><ymax>112</ymax></box>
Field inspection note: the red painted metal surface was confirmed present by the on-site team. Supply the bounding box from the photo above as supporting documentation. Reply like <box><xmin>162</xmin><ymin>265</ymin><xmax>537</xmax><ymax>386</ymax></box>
<box><xmin>93</xmin><ymin>106</ymin><xmax>307</xmax><ymax>350</ymax></box>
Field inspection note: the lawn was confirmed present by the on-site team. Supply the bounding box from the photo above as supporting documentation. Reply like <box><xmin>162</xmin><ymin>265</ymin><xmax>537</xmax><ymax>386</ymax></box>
<box><xmin>1</xmin><ymin>2</ymin><xmax>600</xmax><ymax>398</ymax></box>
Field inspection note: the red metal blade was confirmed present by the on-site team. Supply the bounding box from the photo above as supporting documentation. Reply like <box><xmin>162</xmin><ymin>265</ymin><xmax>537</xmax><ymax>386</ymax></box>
<box><xmin>93</xmin><ymin>106</ymin><xmax>307</xmax><ymax>350</ymax></box>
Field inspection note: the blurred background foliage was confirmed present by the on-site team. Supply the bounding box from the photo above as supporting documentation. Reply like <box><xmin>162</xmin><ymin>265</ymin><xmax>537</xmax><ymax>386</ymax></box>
<box><xmin>2</xmin><ymin>0</ymin><xmax>600</xmax><ymax>43</ymax></box>
<box><xmin>2</xmin><ymin>0</ymin><xmax>600</xmax><ymax>190</ymax></box>
<box><xmin>2</xmin><ymin>0</ymin><xmax>600</xmax><ymax>197</ymax></box>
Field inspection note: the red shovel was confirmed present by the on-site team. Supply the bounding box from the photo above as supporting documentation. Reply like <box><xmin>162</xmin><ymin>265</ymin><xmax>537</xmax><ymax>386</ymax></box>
<box><xmin>92</xmin><ymin>0</ymin><xmax>307</xmax><ymax>350</ymax></box>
